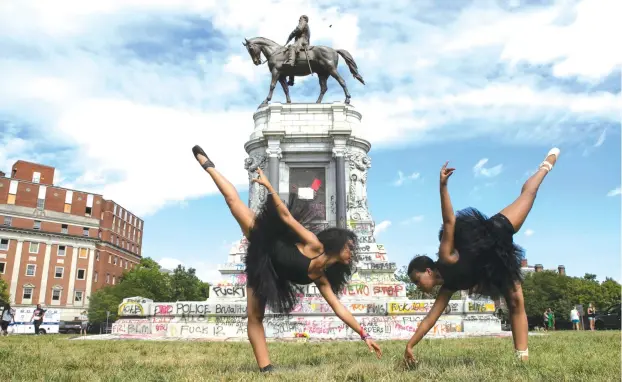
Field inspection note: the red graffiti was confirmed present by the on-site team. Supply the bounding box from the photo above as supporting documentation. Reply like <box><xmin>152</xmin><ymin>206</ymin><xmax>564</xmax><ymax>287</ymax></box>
<box><xmin>155</xmin><ymin>324</ymin><xmax>166</xmax><ymax>332</ymax></box>
<box><xmin>155</xmin><ymin>305</ymin><xmax>173</xmax><ymax>315</ymax></box>
<box><xmin>373</xmin><ymin>285</ymin><xmax>403</xmax><ymax>296</ymax></box>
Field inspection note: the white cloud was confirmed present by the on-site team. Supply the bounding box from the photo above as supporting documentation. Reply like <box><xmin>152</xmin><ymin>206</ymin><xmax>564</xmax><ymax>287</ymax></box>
<box><xmin>401</xmin><ymin>215</ymin><xmax>424</xmax><ymax>225</ymax></box>
<box><xmin>607</xmin><ymin>187</ymin><xmax>621</xmax><ymax>197</ymax></box>
<box><xmin>0</xmin><ymin>0</ymin><xmax>619</xmax><ymax>219</ymax></box>
<box><xmin>524</xmin><ymin>229</ymin><xmax>535</xmax><ymax>237</ymax></box>
<box><xmin>157</xmin><ymin>257</ymin><xmax>221</xmax><ymax>283</ymax></box>
<box><xmin>473</xmin><ymin>158</ymin><xmax>504</xmax><ymax>178</ymax></box>
<box><xmin>374</xmin><ymin>220</ymin><xmax>391</xmax><ymax>236</ymax></box>
<box><xmin>393</xmin><ymin>171</ymin><xmax>421</xmax><ymax>186</ymax></box>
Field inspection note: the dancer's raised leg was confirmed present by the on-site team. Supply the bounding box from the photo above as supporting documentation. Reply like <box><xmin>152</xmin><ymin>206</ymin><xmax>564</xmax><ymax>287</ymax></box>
<box><xmin>192</xmin><ymin>145</ymin><xmax>255</xmax><ymax>237</ymax></box>
<box><xmin>499</xmin><ymin>148</ymin><xmax>560</xmax><ymax>232</ymax></box>
<box><xmin>246</xmin><ymin>287</ymin><xmax>272</xmax><ymax>371</ymax></box>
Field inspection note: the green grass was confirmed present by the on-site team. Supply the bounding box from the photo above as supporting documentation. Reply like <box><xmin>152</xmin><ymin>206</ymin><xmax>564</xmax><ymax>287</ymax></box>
<box><xmin>0</xmin><ymin>332</ymin><xmax>619</xmax><ymax>381</ymax></box>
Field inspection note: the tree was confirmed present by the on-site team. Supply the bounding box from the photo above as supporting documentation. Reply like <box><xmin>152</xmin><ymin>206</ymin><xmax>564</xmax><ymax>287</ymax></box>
<box><xmin>0</xmin><ymin>278</ymin><xmax>10</xmax><ymax>305</ymax></box>
<box><xmin>170</xmin><ymin>265</ymin><xmax>211</xmax><ymax>301</ymax></box>
<box><xmin>522</xmin><ymin>271</ymin><xmax>621</xmax><ymax>323</ymax></box>
<box><xmin>583</xmin><ymin>273</ymin><xmax>597</xmax><ymax>281</ymax></box>
<box><xmin>88</xmin><ymin>257</ymin><xmax>210</xmax><ymax>323</ymax></box>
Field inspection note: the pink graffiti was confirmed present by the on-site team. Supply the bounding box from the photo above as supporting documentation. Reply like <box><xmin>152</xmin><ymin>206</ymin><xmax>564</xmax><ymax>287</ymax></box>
<box><xmin>155</xmin><ymin>304</ymin><xmax>173</xmax><ymax>315</ymax></box>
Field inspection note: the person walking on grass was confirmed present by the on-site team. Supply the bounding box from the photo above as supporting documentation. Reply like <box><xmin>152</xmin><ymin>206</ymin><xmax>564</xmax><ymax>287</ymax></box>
<box><xmin>404</xmin><ymin>148</ymin><xmax>560</xmax><ymax>363</ymax></box>
<box><xmin>191</xmin><ymin>145</ymin><xmax>382</xmax><ymax>373</ymax></box>
<box><xmin>30</xmin><ymin>304</ymin><xmax>45</xmax><ymax>335</ymax></box>
<box><xmin>570</xmin><ymin>306</ymin><xmax>580</xmax><ymax>331</ymax></box>
<box><xmin>1</xmin><ymin>303</ymin><xmax>15</xmax><ymax>336</ymax></box>
<box><xmin>79</xmin><ymin>310</ymin><xmax>89</xmax><ymax>337</ymax></box>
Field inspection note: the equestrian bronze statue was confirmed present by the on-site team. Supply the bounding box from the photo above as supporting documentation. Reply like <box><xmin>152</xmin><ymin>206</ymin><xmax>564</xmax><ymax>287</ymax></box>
<box><xmin>243</xmin><ymin>16</ymin><xmax>365</xmax><ymax>107</ymax></box>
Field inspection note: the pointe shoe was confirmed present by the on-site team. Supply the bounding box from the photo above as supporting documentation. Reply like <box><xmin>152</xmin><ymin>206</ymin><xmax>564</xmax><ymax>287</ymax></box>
<box><xmin>539</xmin><ymin>148</ymin><xmax>560</xmax><ymax>172</ymax></box>
<box><xmin>192</xmin><ymin>145</ymin><xmax>214</xmax><ymax>169</ymax></box>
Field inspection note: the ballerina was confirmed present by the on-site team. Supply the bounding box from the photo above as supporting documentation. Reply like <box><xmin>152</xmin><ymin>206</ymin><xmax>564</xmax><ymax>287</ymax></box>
<box><xmin>404</xmin><ymin>148</ymin><xmax>560</xmax><ymax>363</ymax></box>
<box><xmin>192</xmin><ymin>145</ymin><xmax>382</xmax><ymax>373</ymax></box>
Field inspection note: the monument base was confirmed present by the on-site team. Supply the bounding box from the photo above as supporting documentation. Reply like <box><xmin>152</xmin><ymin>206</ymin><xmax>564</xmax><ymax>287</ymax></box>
<box><xmin>109</xmin><ymin>296</ymin><xmax>503</xmax><ymax>341</ymax></box>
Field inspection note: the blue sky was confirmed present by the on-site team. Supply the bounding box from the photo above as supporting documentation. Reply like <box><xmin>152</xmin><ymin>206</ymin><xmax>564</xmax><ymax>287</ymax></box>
<box><xmin>0</xmin><ymin>0</ymin><xmax>620</xmax><ymax>282</ymax></box>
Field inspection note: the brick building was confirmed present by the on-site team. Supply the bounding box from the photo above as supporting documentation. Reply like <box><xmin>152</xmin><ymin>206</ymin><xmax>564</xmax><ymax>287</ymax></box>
<box><xmin>0</xmin><ymin>160</ymin><xmax>143</xmax><ymax>320</ymax></box>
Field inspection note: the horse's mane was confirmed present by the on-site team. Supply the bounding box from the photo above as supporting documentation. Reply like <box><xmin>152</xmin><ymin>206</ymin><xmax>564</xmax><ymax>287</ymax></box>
<box><xmin>248</xmin><ymin>37</ymin><xmax>281</xmax><ymax>47</ymax></box>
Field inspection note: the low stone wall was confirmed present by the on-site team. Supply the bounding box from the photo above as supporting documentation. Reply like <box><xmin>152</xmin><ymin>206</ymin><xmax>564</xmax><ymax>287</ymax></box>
<box><xmin>112</xmin><ymin>296</ymin><xmax>501</xmax><ymax>340</ymax></box>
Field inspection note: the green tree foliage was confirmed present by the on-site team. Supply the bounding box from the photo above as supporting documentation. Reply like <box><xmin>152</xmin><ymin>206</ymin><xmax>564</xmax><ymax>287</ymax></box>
<box><xmin>88</xmin><ymin>258</ymin><xmax>210</xmax><ymax>323</ymax></box>
<box><xmin>522</xmin><ymin>270</ymin><xmax>621</xmax><ymax>322</ymax></box>
<box><xmin>0</xmin><ymin>278</ymin><xmax>10</xmax><ymax>305</ymax></box>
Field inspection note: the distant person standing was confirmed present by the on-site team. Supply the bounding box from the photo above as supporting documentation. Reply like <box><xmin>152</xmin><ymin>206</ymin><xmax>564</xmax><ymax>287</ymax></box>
<box><xmin>542</xmin><ymin>309</ymin><xmax>549</xmax><ymax>331</ymax></box>
<box><xmin>587</xmin><ymin>303</ymin><xmax>596</xmax><ymax>331</ymax></box>
<box><xmin>570</xmin><ymin>306</ymin><xmax>580</xmax><ymax>331</ymax></box>
<box><xmin>30</xmin><ymin>304</ymin><xmax>46</xmax><ymax>335</ymax></box>
<box><xmin>547</xmin><ymin>308</ymin><xmax>555</xmax><ymax>331</ymax></box>
<box><xmin>79</xmin><ymin>310</ymin><xmax>89</xmax><ymax>337</ymax></box>
<box><xmin>1</xmin><ymin>303</ymin><xmax>15</xmax><ymax>336</ymax></box>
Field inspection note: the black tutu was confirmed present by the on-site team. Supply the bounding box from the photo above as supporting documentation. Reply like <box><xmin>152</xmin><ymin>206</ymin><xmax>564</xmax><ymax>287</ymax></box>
<box><xmin>245</xmin><ymin>193</ymin><xmax>325</xmax><ymax>314</ymax></box>
<box><xmin>437</xmin><ymin>207</ymin><xmax>525</xmax><ymax>298</ymax></box>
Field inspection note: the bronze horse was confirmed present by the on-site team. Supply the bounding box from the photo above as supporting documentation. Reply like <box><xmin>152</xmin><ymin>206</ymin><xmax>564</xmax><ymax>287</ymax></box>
<box><xmin>242</xmin><ymin>37</ymin><xmax>365</xmax><ymax>107</ymax></box>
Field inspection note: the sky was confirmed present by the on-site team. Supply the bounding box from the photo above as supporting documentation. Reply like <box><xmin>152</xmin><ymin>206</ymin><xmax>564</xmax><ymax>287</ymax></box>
<box><xmin>0</xmin><ymin>0</ymin><xmax>620</xmax><ymax>283</ymax></box>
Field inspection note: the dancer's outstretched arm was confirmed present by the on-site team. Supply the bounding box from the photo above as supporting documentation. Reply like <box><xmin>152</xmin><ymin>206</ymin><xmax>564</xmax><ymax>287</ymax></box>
<box><xmin>315</xmin><ymin>276</ymin><xmax>382</xmax><ymax>358</ymax></box>
<box><xmin>404</xmin><ymin>287</ymin><xmax>453</xmax><ymax>363</ymax></box>
<box><xmin>438</xmin><ymin>162</ymin><xmax>458</xmax><ymax>265</ymax></box>
<box><xmin>251</xmin><ymin>168</ymin><xmax>322</xmax><ymax>249</ymax></box>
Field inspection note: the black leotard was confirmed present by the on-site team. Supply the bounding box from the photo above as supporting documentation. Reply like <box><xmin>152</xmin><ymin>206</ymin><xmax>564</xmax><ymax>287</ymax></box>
<box><xmin>271</xmin><ymin>240</ymin><xmax>324</xmax><ymax>285</ymax></box>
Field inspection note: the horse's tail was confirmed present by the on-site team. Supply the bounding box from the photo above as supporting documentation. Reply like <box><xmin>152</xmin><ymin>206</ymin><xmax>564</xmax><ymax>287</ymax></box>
<box><xmin>336</xmin><ymin>49</ymin><xmax>365</xmax><ymax>85</ymax></box>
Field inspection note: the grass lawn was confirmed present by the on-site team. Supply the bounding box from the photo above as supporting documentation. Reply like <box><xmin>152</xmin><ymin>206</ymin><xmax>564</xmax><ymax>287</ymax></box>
<box><xmin>0</xmin><ymin>331</ymin><xmax>619</xmax><ymax>381</ymax></box>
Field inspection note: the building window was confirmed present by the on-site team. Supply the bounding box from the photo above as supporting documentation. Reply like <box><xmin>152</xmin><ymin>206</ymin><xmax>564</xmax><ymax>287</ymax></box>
<box><xmin>113</xmin><ymin>256</ymin><xmax>117</xmax><ymax>265</ymax></box>
<box><xmin>82</xmin><ymin>227</ymin><xmax>89</xmax><ymax>237</ymax></box>
<box><xmin>0</xmin><ymin>238</ymin><xmax>8</xmax><ymax>251</ymax></box>
<box><xmin>52</xmin><ymin>289</ymin><xmax>61</xmax><ymax>301</ymax></box>
<box><xmin>113</xmin><ymin>205</ymin><xmax>117</xmax><ymax>215</ymax></box>
<box><xmin>122</xmin><ymin>240</ymin><xmax>125</xmax><ymax>249</ymax></box>
<box><xmin>94</xmin><ymin>271</ymin><xmax>98</xmax><ymax>282</ymax></box>
<box><xmin>64</xmin><ymin>203</ymin><xmax>71</xmax><ymax>213</ymax></box>
<box><xmin>95</xmin><ymin>251</ymin><xmax>99</xmax><ymax>261</ymax></box>
<box><xmin>29</xmin><ymin>242</ymin><xmax>39</xmax><ymax>253</ymax></box>
<box><xmin>61</xmin><ymin>224</ymin><xmax>68</xmax><ymax>234</ymax></box>
<box><xmin>74</xmin><ymin>291</ymin><xmax>83</xmax><ymax>303</ymax></box>
<box><xmin>26</xmin><ymin>264</ymin><xmax>36</xmax><ymax>276</ymax></box>
<box><xmin>106</xmin><ymin>273</ymin><xmax>110</xmax><ymax>283</ymax></box>
<box><xmin>34</xmin><ymin>220</ymin><xmax>41</xmax><ymax>230</ymax></box>
<box><xmin>86</xmin><ymin>195</ymin><xmax>94</xmax><ymax>216</ymax></box>
<box><xmin>54</xmin><ymin>266</ymin><xmax>64</xmax><ymax>278</ymax></box>
<box><xmin>77</xmin><ymin>269</ymin><xmax>86</xmax><ymax>280</ymax></box>
<box><xmin>58</xmin><ymin>245</ymin><xmax>66</xmax><ymax>256</ymax></box>
<box><xmin>37</xmin><ymin>198</ymin><xmax>45</xmax><ymax>209</ymax></box>
<box><xmin>108</xmin><ymin>254</ymin><xmax>111</xmax><ymax>264</ymax></box>
<box><xmin>98</xmin><ymin>230</ymin><xmax>102</xmax><ymax>239</ymax></box>
<box><xmin>0</xmin><ymin>262</ymin><xmax>5</xmax><ymax>274</ymax></box>
<box><xmin>8</xmin><ymin>180</ymin><xmax>18</xmax><ymax>206</ymax></box>
<box><xmin>2</xmin><ymin>216</ymin><xmax>11</xmax><ymax>227</ymax></box>
<box><xmin>23</xmin><ymin>287</ymin><xmax>33</xmax><ymax>300</ymax></box>
<box><xmin>112</xmin><ymin>276</ymin><xmax>116</xmax><ymax>285</ymax></box>
<box><xmin>32</xmin><ymin>172</ymin><xmax>41</xmax><ymax>183</ymax></box>
<box><xmin>79</xmin><ymin>248</ymin><xmax>88</xmax><ymax>259</ymax></box>
<box><xmin>64</xmin><ymin>190</ymin><xmax>73</xmax><ymax>213</ymax></box>
<box><xmin>116</xmin><ymin>238</ymin><xmax>119</xmax><ymax>246</ymax></box>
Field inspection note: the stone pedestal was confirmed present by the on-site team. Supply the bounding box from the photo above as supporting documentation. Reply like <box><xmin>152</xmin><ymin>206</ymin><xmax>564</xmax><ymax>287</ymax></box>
<box><xmin>110</xmin><ymin>103</ymin><xmax>503</xmax><ymax>341</ymax></box>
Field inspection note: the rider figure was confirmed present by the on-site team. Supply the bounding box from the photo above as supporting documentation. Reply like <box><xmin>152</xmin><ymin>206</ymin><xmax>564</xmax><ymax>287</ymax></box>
<box><xmin>285</xmin><ymin>15</ymin><xmax>310</xmax><ymax>86</ymax></box>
